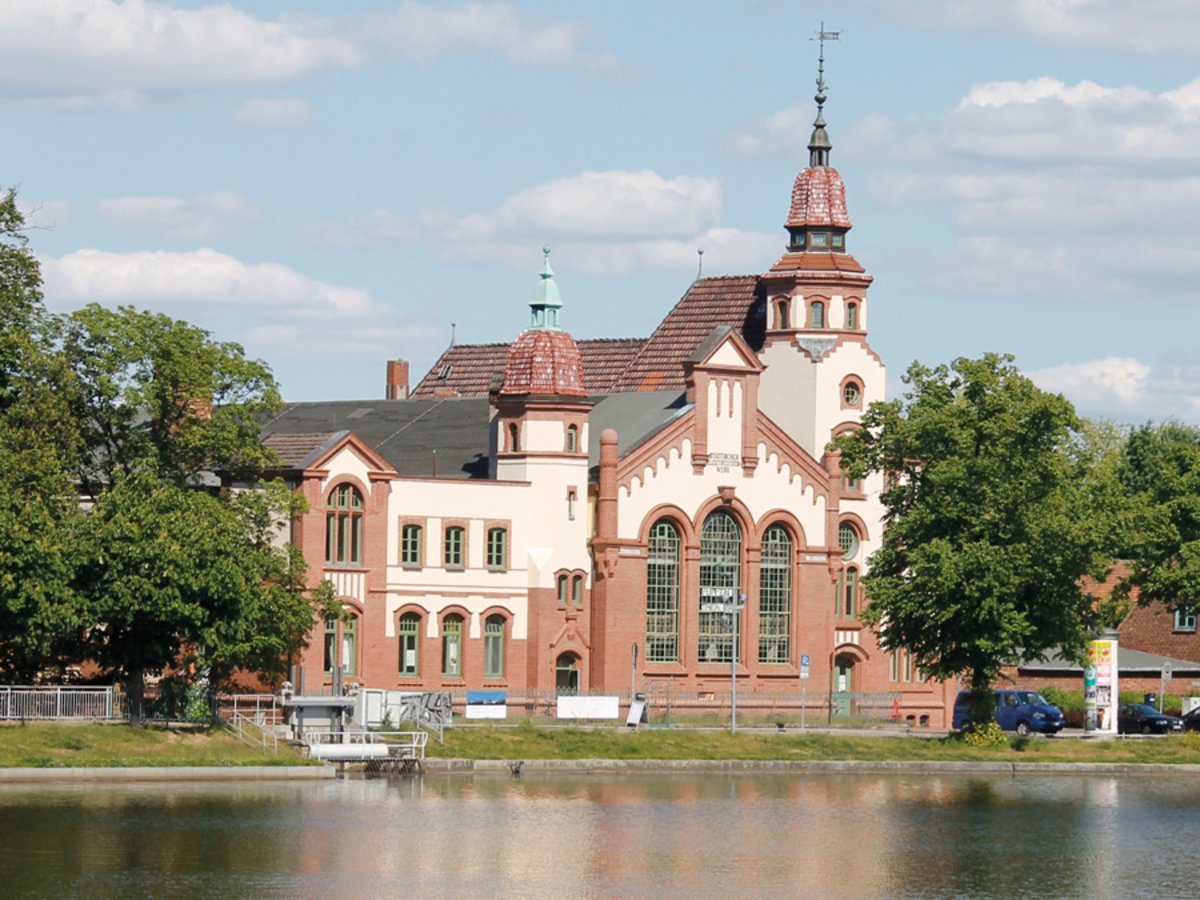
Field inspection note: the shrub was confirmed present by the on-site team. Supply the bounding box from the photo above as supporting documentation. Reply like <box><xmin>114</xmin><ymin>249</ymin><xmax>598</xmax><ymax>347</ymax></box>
<box><xmin>960</xmin><ymin>721</ymin><xmax>1006</xmax><ymax>748</ymax></box>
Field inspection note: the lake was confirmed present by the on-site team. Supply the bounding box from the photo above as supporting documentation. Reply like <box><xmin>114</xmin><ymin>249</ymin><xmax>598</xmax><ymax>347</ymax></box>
<box><xmin>0</xmin><ymin>771</ymin><xmax>1194</xmax><ymax>898</ymax></box>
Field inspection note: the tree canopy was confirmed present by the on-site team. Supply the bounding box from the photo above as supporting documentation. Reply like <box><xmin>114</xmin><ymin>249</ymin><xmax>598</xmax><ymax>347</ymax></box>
<box><xmin>836</xmin><ymin>354</ymin><xmax>1112</xmax><ymax>721</ymax></box>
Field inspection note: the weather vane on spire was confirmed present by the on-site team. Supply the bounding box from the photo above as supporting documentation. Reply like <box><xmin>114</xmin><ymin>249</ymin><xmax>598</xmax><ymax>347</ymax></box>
<box><xmin>807</xmin><ymin>22</ymin><xmax>839</xmax><ymax>168</ymax></box>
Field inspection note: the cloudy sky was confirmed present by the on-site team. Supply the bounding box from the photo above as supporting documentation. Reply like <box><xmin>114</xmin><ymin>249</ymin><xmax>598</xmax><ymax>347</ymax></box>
<box><xmin>6</xmin><ymin>0</ymin><xmax>1200</xmax><ymax>423</ymax></box>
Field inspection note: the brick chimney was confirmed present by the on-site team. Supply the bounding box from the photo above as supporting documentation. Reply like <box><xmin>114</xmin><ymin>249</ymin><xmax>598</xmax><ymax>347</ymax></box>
<box><xmin>386</xmin><ymin>359</ymin><xmax>409</xmax><ymax>400</ymax></box>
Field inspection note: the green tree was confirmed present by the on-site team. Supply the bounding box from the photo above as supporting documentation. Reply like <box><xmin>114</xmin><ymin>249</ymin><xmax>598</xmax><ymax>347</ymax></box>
<box><xmin>0</xmin><ymin>190</ymin><xmax>83</xmax><ymax>680</ymax></box>
<box><xmin>75</xmin><ymin>475</ymin><xmax>318</xmax><ymax>721</ymax></box>
<box><xmin>1115</xmin><ymin>421</ymin><xmax>1200</xmax><ymax>614</ymax></box>
<box><xmin>836</xmin><ymin>354</ymin><xmax>1110</xmax><ymax>726</ymax></box>
<box><xmin>60</xmin><ymin>304</ymin><xmax>281</xmax><ymax>497</ymax></box>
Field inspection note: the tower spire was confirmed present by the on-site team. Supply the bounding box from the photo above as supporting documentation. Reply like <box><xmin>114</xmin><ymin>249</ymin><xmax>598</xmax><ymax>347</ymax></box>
<box><xmin>808</xmin><ymin>23</ymin><xmax>839</xmax><ymax>168</ymax></box>
<box><xmin>528</xmin><ymin>245</ymin><xmax>563</xmax><ymax>330</ymax></box>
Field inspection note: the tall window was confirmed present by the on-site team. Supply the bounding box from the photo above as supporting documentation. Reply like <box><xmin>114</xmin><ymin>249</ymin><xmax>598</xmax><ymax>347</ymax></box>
<box><xmin>484</xmin><ymin>614</ymin><xmax>505</xmax><ymax>678</ymax></box>
<box><xmin>323</xmin><ymin>614</ymin><xmax>357</xmax><ymax>675</ymax></box>
<box><xmin>809</xmin><ymin>300</ymin><xmax>825</xmax><ymax>329</ymax></box>
<box><xmin>840</xmin><ymin>566</ymin><xmax>859</xmax><ymax>618</ymax></box>
<box><xmin>557</xmin><ymin>574</ymin><xmax>568</xmax><ymax>605</ymax></box>
<box><xmin>401</xmin><ymin>524</ymin><xmax>423</xmax><ymax>567</ymax></box>
<box><xmin>398</xmin><ymin>613</ymin><xmax>420</xmax><ymax>676</ymax></box>
<box><xmin>566</xmin><ymin>425</ymin><xmax>579</xmax><ymax>453</ymax></box>
<box><xmin>444</xmin><ymin>525</ymin><xmax>465</xmax><ymax>568</ymax></box>
<box><xmin>846</xmin><ymin>302</ymin><xmax>858</xmax><ymax>330</ymax></box>
<box><xmin>325</xmin><ymin>483</ymin><xmax>363</xmax><ymax>565</ymax></box>
<box><xmin>486</xmin><ymin>527</ymin><xmax>507</xmax><ymax>570</ymax></box>
<box><xmin>572</xmin><ymin>575</ymin><xmax>583</xmax><ymax>606</ymax></box>
<box><xmin>646</xmin><ymin>520</ymin><xmax>681</xmax><ymax>662</ymax></box>
<box><xmin>698</xmin><ymin>510</ymin><xmax>742</xmax><ymax>664</ymax></box>
<box><xmin>759</xmin><ymin>525</ymin><xmax>792</xmax><ymax>664</ymax></box>
<box><xmin>508</xmin><ymin>423</ymin><xmax>519</xmax><ymax>451</ymax></box>
<box><xmin>442</xmin><ymin>614</ymin><xmax>463</xmax><ymax>677</ymax></box>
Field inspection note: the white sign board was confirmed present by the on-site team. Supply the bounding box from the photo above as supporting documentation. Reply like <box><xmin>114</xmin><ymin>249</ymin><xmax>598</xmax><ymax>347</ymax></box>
<box><xmin>557</xmin><ymin>695</ymin><xmax>621</xmax><ymax>720</ymax></box>
<box><xmin>465</xmin><ymin>704</ymin><xmax>508</xmax><ymax>720</ymax></box>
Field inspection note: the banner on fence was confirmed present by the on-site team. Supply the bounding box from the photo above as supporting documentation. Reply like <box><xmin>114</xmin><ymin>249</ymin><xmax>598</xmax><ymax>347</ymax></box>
<box><xmin>557</xmin><ymin>694</ymin><xmax>620</xmax><ymax>720</ymax></box>
<box><xmin>466</xmin><ymin>690</ymin><xmax>508</xmax><ymax>719</ymax></box>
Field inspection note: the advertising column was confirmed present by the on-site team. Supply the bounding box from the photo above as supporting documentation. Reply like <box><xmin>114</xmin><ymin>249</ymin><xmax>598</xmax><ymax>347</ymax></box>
<box><xmin>1085</xmin><ymin>630</ymin><xmax>1119</xmax><ymax>734</ymax></box>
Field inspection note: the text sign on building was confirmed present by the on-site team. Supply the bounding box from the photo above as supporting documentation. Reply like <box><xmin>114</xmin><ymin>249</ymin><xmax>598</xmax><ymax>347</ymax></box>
<box><xmin>707</xmin><ymin>453</ymin><xmax>741</xmax><ymax>474</ymax></box>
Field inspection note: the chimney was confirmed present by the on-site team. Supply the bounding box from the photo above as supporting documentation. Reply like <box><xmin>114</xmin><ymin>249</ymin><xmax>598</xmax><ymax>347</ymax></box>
<box><xmin>386</xmin><ymin>359</ymin><xmax>409</xmax><ymax>400</ymax></box>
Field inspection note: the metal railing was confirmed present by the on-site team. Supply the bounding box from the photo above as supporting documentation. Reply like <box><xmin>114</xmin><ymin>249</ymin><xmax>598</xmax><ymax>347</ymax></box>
<box><xmin>226</xmin><ymin>710</ymin><xmax>281</xmax><ymax>753</ymax></box>
<box><xmin>303</xmin><ymin>729</ymin><xmax>427</xmax><ymax>762</ymax></box>
<box><xmin>0</xmin><ymin>686</ymin><xmax>117</xmax><ymax>720</ymax></box>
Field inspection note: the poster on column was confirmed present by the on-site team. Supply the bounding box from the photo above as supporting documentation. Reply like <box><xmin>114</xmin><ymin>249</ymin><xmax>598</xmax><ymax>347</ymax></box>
<box><xmin>1086</xmin><ymin>637</ymin><xmax>1118</xmax><ymax>733</ymax></box>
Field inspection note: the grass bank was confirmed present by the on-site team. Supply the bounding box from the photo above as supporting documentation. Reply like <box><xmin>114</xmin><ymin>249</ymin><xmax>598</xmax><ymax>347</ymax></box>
<box><xmin>426</xmin><ymin>722</ymin><xmax>1200</xmax><ymax>765</ymax></box>
<box><xmin>0</xmin><ymin>723</ymin><xmax>311</xmax><ymax>768</ymax></box>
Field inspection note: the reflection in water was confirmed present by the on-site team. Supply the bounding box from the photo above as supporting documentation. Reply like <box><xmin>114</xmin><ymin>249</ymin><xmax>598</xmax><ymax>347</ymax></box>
<box><xmin>0</xmin><ymin>773</ymin><xmax>1197</xmax><ymax>899</ymax></box>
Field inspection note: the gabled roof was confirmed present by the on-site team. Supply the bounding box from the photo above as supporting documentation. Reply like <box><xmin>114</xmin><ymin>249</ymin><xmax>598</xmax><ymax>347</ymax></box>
<box><xmin>611</xmin><ymin>275</ymin><xmax>765</xmax><ymax>393</ymax></box>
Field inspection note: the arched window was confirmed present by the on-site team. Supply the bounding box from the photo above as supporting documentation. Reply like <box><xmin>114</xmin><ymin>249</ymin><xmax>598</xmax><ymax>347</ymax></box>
<box><xmin>838</xmin><ymin>522</ymin><xmax>860</xmax><ymax>560</ymax></box>
<box><xmin>698</xmin><ymin>510</ymin><xmax>742</xmax><ymax>664</ymax></box>
<box><xmin>846</xmin><ymin>302</ymin><xmax>859</xmax><ymax>330</ymax></box>
<box><xmin>442</xmin><ymin>614</ymin><xmax>463</xmax><ymax>677</ymax></box>
<box><xmin>777</xmin><ymin>299</ymin><xmax>790</xmax><ymax>329</ymax></box>
<box><xmin>556</xmin><ymin>653</ymin><xmax>579</xmax><ymax>694</ymax></box>
<box><xmin>646</xmin><ymin>519</ymin><xmax>681</xmax><ymax>662</ymax></box>
<box><xmin>323</xmin><ymin>613</ymin><xmax>358</xmax><ymax>676</ymax></box>
<box><xmin>484</xmin><ymin>614</ymin><xmax>505</xmax><ymax>678</ymax></box>
<box><xmin>843</xmin><ymin>380</ymin><xmax>862</xmax><ymax>407</ymax></box>
<box><xmin>508</xmin><ymin>422</ymin><xmax>519</xmax><ymax>452</ymax></box>
<box><xmin>566</xmin><ymin>424</ymin><xmax>579</xmax><ymax>453</ymax></box>
<box><xmin>571</xmin><ymin>574</ymin><xmax>583</xmax><ymax>606</ymax></box>
<box><xmin>325</xmin><ymin>483</ymin><xmax>363</xmax><ymax>566</ymax></box>
<box><xmin>842</xmin><ymin>566</ymin><xmax>859</xmax><ymax>617</ymax></box>
<box><xmin>398</xmin><ymin>612</ymin><xmax>420</xmax><ymax>676</ymax></box>
<box><xmin>809</xmin><ymin>300</ymin><xmax>825</xmax><ymax>329</ymax></box>
<box><xmin>759</xmin><ymin>525</ymin><xmax>792</xmax><ymax>664</ymax></box>
<box><xmin>557</xmin><ymin>574</ymin><xmax>568</xmax><ymax>605</ymax></box>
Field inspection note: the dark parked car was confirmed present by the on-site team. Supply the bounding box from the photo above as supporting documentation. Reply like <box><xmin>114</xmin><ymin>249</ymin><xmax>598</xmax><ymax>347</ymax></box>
<box><xmin>952</xmin><ymin>689</ymin><xmax>1065</xmax><ymax>735</ymax></box>
<box><xmin>1117</xmin><ymin>703</ymin><xmax>1184</xmax><ymax>734</ymax></box>
<box><xmin>1180</xmin><ymin>706</ymin><xmax>1200</xmax><ymax>732</ymax></box>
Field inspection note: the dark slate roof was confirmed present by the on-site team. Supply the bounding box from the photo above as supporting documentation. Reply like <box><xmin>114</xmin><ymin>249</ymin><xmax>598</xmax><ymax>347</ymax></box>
<box><xmin>610</xmin><ymin>276</ymin><xmax>765</xmax><ymax>393</ymax></box>
<box><xmin>262</xmin><ymin>398</ymin><xmax>492</xmax><ymax>479</ymax></box>
<box><xmin>412</xmin><ymin>338</ymin><xmax>645</xmax><ymax>399</ymax></box>
<box><xmin>262</xmin><ymin>431</ymin><xmax>343</xmax><ymax>469</ymax></box>
<box><xmin>588</xmin><ymin>391</ymin><xmax>691</xmax><ymax>459</ymax></box>
<box><xmin>1019</xmin><ymin>647</ymin><xmax>1200</xmax><ymax>675</ymax></box>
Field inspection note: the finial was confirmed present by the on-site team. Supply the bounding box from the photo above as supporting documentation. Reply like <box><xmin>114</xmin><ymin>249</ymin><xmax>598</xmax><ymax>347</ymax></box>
<box><xmin>450</xmin><ymin>322</ymin><xmax>456</xmax><ymax>346</ymax></box>
<box><xmin>696</xmin><ymin>248</ymin><xmax>704</xmax><ymax>281</ymax></box>
<box><xmin>808</xmin><ymin>22</ymin><xmax>839</xmax><ymax>167</ymax></box>
<box><xmin>529</xmin><ymin>244</ymin><xmax>563</xmax><ymax>329</ymax></box>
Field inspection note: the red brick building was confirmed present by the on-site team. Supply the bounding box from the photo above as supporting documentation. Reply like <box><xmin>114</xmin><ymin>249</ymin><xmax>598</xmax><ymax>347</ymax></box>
<box><xmin>261</xmin><ymin>78</ymin><xmax>956</xmax><ymax>724</ymax></box>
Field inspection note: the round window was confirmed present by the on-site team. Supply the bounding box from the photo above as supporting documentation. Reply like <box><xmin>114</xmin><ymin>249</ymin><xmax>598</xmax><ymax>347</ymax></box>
<box><xmin>843</xmin><ymin>381</ymin><xmax>861</xmax><ymax>406</ymax></box>
<box><xmin>838</xmin><ymin>523</ymin><xmax>860</xmax><ymax>560</ymax></box>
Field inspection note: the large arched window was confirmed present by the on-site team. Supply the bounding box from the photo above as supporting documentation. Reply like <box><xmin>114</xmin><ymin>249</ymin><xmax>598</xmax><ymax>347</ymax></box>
<box><xmin>809</xmin><ymin>300</ymin><xmax>825</xmax><ymax>329</ymax></box>
<box><xmin>646</xmin><ymin>519</ymin><xmax>681</xmax><ymax>662</ymax></box>
<box><xmin>325</xmin><ymin>484</ymin><xmax>363</xmax><ymax>565</ymax></box>
<box><xmin>846</xmin><ymin>302</ymin><xmax>859</xmax><ymax>330</ymax></box>
<box><xmin>556</xmin><ymin>653</ymin><xmax>579</xmax><ymax>694</ymax></box>
<box><xmin>759</xmin><ymin>524</ymin><xmax>792</xmax><ymax>664</ymax></box>
<box><xmin>698</xmin><ymin>510</ymin><xmax>742</xmax><ymax>664</ymax></box>
<box><xmin>484</xmin><ymin>614</ymin><xmax>505</xmax><ymax>678</ymax></box>
<box><xmin>323</xmin><ymin>613</ymin><xmax>358</xmax><ymax>676</ymax></box>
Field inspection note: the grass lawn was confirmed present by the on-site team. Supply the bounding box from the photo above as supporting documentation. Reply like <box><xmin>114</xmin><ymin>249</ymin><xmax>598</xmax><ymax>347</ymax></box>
<box><xmin>426</xmin><ymin>722</ymin><xmax>1200</xmax><ymax>765</ymax></box>
<box><xmin>0</xmin><ymin>722</ymin><xmax>312</xmax><ymax>768</ymax></box>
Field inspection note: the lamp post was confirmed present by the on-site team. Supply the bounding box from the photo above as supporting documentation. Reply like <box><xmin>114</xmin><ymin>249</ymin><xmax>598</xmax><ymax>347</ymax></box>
<box><xmin>731</xmin><ymin>593</ymin><xmax>746</xmax><ymax>734</ymax></box>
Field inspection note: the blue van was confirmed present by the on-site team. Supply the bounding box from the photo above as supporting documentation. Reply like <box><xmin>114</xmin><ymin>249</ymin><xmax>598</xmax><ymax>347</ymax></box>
<box><xmin>952</xmin><ymin>689</ymin><xmax>1065</xmax><ymax>735</ymax></box>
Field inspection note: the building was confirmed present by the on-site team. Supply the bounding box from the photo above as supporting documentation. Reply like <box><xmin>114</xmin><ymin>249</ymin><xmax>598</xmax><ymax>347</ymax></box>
<box><xmin>261</xmin><ymin>65</ymin><xmax>956</xmax><ymax>724</ymax></box>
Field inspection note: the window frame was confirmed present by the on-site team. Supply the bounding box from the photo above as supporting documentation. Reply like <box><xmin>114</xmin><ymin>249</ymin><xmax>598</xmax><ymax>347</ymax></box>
<box><xmin>486</xmin><ymin>526</ymin><xmax>508</xmax><ymax>571</ymax></box>
<box><xmin>758</xmin><ymin>524</ymin><xmax>792</xmax><ymax>665</ymax></box>
<box><xmin>441</xmin><ymin>613</ymin><xmax>464</xmax><ymax>678</ymax></box>
<box><xmin>646</xmin><ymin>519</ymin><xmax>681</xmax><ymax>663</ymax></box>
<box><xmin>398</xmin><ymin>612</ymin><xmax>421</xmax><ymax>677</ymax></box>
<box><xmin>325</xmin><ymin>482</ymin><xmax>364</xmax><ymax>567</ymax></box>
<box><xmin>1175</xmin><ymin>606</ymin><xmax>1197</xmax><ymax>632</ymax></box>
<box><xmin>443</xmin><ymin>524</ymin><xmax>466</xmax><ymax>569</ymax></box>
<box><xmin>400</xmin><ymin>522</ymin><xmax>424</xmax><ymax>569</ymax></box>
<box><xmin>484</xmin><ymin>614</ymin><xmax>505</xmax><ymax>679</ymax></box>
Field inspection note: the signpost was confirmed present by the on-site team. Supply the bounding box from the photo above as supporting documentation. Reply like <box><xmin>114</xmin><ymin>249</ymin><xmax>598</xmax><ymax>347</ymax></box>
<box><xmin>701</xmin><ymin>589</ymin><xmax>745</xmax><ymax>733</ymax></box>
<box><xmin>800</xmin><ymin>654</ymin><xmax>810</xmax><ymax>731</ymax></box>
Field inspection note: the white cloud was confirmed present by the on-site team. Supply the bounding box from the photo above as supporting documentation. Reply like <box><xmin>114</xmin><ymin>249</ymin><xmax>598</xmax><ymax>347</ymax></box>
<box><xmin>234</xmin><ymin>97</ymin><xmax>312</xmax><ymax>127</ymax></box>
<box><xmin>1027</xmin><ymin>355</ymin><xmax>1200</xmax><ymax>422</ymax></box>
<box><xmin>361</xmin><ymin>3</ymin><xmax>615</xmax><ymax>70</ymax></box>
<box><xmin>0</xmin><ymin>1</ymin><xmax>361</xmax><ymax>106</ymax></box>
<box><xmin>40</xmin><ymin>247</ymin><xmax>377</xmax><ymax>318</ymax></box>
<box><xmin>96</xmin><ymin>192</ymin><xmax>259</xmax><ymax>241</ymax></box>
<box><xmin>881</xmin><ymin>0</ymin><xmax>1200</xmax><ymax>55</ymax></box>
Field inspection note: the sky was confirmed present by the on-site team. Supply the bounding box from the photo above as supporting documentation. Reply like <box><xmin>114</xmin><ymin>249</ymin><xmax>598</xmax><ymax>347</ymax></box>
<box><xmin>5</xmin><ymin>0</ymin><xmax>1200</xmax><ymax>424</ymax></box>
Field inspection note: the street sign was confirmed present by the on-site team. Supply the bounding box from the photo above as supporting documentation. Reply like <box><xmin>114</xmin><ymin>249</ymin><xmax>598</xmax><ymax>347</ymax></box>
<box><xmin>800</xmin><ymin>652</ymin><xmax>810</xmax><ymax>680</ymax></box>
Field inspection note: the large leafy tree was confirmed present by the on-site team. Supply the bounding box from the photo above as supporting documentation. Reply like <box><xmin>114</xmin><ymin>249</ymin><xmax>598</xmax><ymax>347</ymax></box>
<box><xmin>836</xmin><ymin>354</ymin><xmax>1111</xmax><ymax>724</ymax></box>
<box><xmin>1115</xmin><ymin>422</ymin><xmax>1200</xmax><ymax>612</ymax></box>
<box><xmin>0</xmin><ymin>190</ymin><xmax>83</xmax><ymax>680</ymax></box>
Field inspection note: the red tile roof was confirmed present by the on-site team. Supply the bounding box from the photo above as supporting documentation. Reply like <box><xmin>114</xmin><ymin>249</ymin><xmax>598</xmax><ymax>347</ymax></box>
<box><xmin>412</xmin><ymin>276</ymin><xmax>765</xmax><ymax>398</ymax></box>
<box><xmin>500</xmin><ymin>329</ymin><xmax>587</xmax><ymax>397</ymax></box>
<box><xmin>786</xmin><ymin>165</ymin><xmax>851</xmax><ymax>229</ymax></box>
<box><xmin>768</xmin><ymin>251</ymin><xmax>866</xmax><ymax>273</ymax></box>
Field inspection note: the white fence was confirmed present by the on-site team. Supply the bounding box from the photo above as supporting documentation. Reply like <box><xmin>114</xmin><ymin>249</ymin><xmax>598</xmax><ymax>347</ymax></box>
<box><xmin>0</xmin><ymin>686</ymin><xmax>117</xmax><ymax>720</ymax></box>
